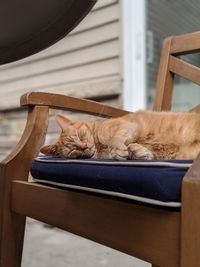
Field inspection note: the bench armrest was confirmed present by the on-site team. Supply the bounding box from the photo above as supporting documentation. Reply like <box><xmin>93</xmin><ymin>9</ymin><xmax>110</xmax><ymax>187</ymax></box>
<box><xmin>21</xmin><ymin>92</ymin><xmax>129</xmax><ymax>118</ymax></box>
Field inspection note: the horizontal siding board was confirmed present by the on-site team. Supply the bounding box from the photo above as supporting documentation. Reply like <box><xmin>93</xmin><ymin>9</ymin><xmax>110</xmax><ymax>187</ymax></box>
<box><xmin>1</xmin><ymin>22</ymin><xmax>119</xmax><ymax>69</ymax></box>
<box><xmin>72</xmin><ymin>3</ymin><xmax>119</xmax><ymax>34</ymax></box>
<box><xmin>93</xmin><ymin>0</ymin><xmax>118</xmax><ymax>10</ymax></box>
<box><xmin>0</xmin><ymin>58</ymin><xmax>120</xmax><ymax>93</ymax></box>
<box><xmin>3</xmin><ymin>75</ymin><xmax>121</xmax><ymax>100</ymax></box>
<box><xmin>0</xmin><ymin>76</ymin><xmax>121</xmax><ymax>109</ymax></box>
<box><xmin>0</xmin><ymin>1</ymin><xmax>121</xmax><ymax>110</ymax></box>
<box><xmin>45</xmin><ymin>76</ymin><xmax>121</xmax><ymax>96</ymax></box>
<box><xmin>0</xmin><ymin>40</ymin><xmax>119</xmax><ymax>83</ymax></box>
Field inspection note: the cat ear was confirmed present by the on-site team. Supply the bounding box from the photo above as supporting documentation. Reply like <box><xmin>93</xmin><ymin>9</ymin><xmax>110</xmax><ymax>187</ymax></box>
<box><xmin>56</xmin><ymin>114</ymin><xmax>72</xmax><ymax>131</ymax></box>
<box><xmin>40</xmin><ymin>144</ymin><xmax>57</xmax><ymax>156</ymax></box>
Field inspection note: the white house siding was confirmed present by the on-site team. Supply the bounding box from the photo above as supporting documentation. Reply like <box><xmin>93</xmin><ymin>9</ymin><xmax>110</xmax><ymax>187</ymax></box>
<box><xmin>147</xmin><ymin>0</ymin><xmax>200</xmax><ymax>110</ymax></box>
<box><xmin>2</xmin><ymin>0</ymin><xmax>200</xmax><ymax>159</ymax></box>
<box><xmin>0</xmin><ymin>0</ymin><xmax>122</xmax><ymax>159</ymax></box>
<box><xmin>0</xmin><ymin>0</ymin><xmax>121</xmax><ymax>110</ymax></box>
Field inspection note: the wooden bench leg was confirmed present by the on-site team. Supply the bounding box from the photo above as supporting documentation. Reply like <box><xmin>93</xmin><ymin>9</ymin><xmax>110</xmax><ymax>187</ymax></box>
<box><xmin>0</xmin><ymin>211</ymin><xmax>26</xmax><ymax>267</ymax></box>
<box><xmin>0</xmin><ymin>159</ymin><xmax>27</xmax><ymax>267</ymax></box>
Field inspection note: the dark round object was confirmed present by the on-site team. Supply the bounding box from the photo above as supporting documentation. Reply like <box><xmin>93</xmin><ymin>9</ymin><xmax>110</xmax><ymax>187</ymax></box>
<box><xmin>0</xmin><ymin>0</ymin><xmax>97</xmax><ymax>65</ymax></box>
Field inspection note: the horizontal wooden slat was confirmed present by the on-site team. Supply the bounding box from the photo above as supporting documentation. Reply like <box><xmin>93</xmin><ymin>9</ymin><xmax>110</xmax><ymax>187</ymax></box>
<box><xmin>189</xmin><ymin>104</ymin><xmax>200</xmax><ymax>113</ymax></box>
<box><xmin>170</xmin><ymin>31</ymin><xmax>200</xmax><ymax>55</ymax></box>
<box><xmin>12</xmin><ymin>181</ymin><xmax>180</xmax><ymax>267</ymax></box>
<box><xmin>0</xmin><ymin>22</ymin><xmax>119</xmax><ymax>70</ymax></box>
<box><xmin>0</xmin><ymin>40</ymin><xmax>119</xmax><ymax>83</ymax></box>
<box><xmin>169</xmin><ymin>55</ymin><xmax>200</xmax><ymax>85</ymax></box>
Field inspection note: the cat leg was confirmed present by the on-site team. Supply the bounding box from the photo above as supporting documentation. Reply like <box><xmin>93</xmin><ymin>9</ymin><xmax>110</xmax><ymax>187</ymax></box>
<box><xmin>128</xmin><ymin>143</ymin><xmax>154</xmax><ymax>160</ymax></box>
<box><xmin>97</xmin><ymin>120</ymin><xmax>141</xmax><ymax>160</ymax></box>
<box><xmin>110</xmin><ymin>143</ymin><xmax>129</xmax><ymax>160</ymax></box>
<box><xmin>109</xmin><ymin>127</ymin><xmax>142</xmax><ymax>160</ymax></box>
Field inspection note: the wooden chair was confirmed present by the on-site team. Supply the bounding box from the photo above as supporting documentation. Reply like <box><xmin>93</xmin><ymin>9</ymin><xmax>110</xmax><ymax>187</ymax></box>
<box><xmin>1</xmin><ymin>31</ymin><xmax>200</xmax><ymax>267</ymax></box>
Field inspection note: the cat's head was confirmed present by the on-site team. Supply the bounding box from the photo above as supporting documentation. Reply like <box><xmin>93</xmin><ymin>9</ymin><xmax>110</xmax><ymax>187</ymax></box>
<box><xmin>40</xmin><ymin>114</ymin><xmax>96</xmax><ymax>158</ymax></box>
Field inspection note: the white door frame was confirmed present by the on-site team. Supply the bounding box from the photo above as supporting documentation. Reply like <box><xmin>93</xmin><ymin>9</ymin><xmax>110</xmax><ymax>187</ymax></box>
<box><xmin>121</xmin><ymin>0</ymin><xmax>147</xmax><ymax>111</ymax></box>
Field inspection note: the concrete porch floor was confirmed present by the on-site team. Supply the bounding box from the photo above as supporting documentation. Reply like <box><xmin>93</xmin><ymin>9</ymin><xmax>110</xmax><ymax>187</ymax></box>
<box><xmin>22</xmin><ymin>218</ymin><xmax>150</xmax><ymax>267</ymax></box>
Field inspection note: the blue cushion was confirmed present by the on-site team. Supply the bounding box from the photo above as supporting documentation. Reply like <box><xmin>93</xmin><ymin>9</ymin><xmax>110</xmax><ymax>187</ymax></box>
<box><xmin>31</xmin><ymin>157</ymin><xmax>192</xmax><ymax>208</ymax></box>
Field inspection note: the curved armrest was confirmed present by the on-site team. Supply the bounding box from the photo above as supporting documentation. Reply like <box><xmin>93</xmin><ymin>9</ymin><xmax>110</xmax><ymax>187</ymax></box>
<box><xmin>0</xmin><ymin>105</ymin><xmax>49</xmax><ymax>219</ymax></box>
<box><xmin>21</xmin><ymin>92</ymin><xmax>129</xmax><ymax>118</ymax></box>
<box><xmin>0</xmin><ymin>106</ymin><xmax>49</xmax><ymax>168</ymax></box>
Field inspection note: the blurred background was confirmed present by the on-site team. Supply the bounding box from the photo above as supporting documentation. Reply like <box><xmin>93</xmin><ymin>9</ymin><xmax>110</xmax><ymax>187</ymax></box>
<box><xmin>1</xmin><ymin>0</ymin><xmax>200</xmax><ymax>266</ymax></box>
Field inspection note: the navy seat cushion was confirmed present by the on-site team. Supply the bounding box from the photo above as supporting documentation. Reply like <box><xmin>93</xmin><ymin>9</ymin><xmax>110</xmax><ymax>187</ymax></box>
<box><xmin>31</xmin><ymin>157</ymin><xmax>192</xmax><ymax>208</ymax></box>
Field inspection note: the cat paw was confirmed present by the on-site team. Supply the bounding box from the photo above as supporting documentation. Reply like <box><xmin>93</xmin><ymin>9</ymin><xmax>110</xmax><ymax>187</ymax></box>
<box><xmin>128</xmin><ymin>144</ymin><xmax>154</xmax><ymax>160</ymax></box>
<box><xmin>110</xmin><ymin>145</ymin><xmax>129</xmax><ymax>160</ymax></box>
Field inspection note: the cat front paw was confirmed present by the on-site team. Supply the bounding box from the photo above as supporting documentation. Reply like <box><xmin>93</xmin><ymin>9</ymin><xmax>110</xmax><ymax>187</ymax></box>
<box><xmin>128</xmin><ymin>143</ymin><xmax>154</xmax><ymax>160</ymax></box>
<box><xmin>110</xmin><ymin>145</ymin><xmax>129</xmax><ymax>160</ymax></box>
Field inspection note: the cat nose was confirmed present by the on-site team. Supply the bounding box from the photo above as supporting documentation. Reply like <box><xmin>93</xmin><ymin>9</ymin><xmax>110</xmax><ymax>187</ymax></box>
<box><xmin>80</xmin><ymin>143</ymin><xmax>88</xmax><ymax>150</ymax></box>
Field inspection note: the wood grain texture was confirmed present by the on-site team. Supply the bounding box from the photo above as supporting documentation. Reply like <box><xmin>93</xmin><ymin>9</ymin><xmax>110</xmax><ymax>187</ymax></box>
<box><xmin>181</xmin><ymin>153</ymin><xmax>200</xmax><ymax>267</ymax></box>
<box><xmin>173</xmin><ymin>31</ymin><xmax>200</xmax><ymax>265</ymax></box>
<box><xmin>170</xmin><ymin>31</ymin><xmax>200</xmax><ymax>55</ymax></box>
<box><xmin>4</xmin><ymin>30</ymin><xmax>200</xmax><ymax>267</ymax></box>
<box><xmin>0</xmin><ymin>106</ymin><xmax>49</xmax><ymax>267</ymax></box>
<box><xmin>12</xmin><ymin>181</ymin><xmax>180</xmax><ymax>267</ymax></box>
<box><xmin>151</xmin><ymin>30</ymin><xmax>200</xmax><ymax>266</ymax></box>
<box><xmin>169</xmin><ymin>56</ymin><xmax>200</xmax><ymax>86</ymax></box>
<box><xmin>189</xmin><ymin>104</ymin><xmax>200</xmax><ymax>113</ymax></box>
<box><xmin>153</xmin><ymin>37</ymin><xmax>174</xmax><ymax>111</ymax></box>
<box><xmin>20</xmin><ymin>92</ymin><xmax>128</xmax><ymax>117</ymax></box>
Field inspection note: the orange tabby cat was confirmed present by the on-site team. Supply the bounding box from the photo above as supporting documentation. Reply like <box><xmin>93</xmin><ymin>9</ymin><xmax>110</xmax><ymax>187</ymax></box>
<box><xmin>41</xmin><ymin>112</ymin><xmax>200</xmax><ymax>160</ymax></box>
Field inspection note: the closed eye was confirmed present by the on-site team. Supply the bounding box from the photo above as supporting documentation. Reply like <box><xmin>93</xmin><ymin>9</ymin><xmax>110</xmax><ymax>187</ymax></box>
<box><xmin>101</xmin><ymin>144</ymin><xmax>108</xmax><ymax>149</ymax></box>
<box><xmin>67</xmin><ymin>143</ymin><xmax>77</xmax><ymax>149</ymax></box>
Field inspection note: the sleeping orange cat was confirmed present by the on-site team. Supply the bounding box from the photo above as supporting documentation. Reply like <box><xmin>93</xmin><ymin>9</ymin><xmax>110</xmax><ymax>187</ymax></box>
<box><xmin>41</xmin><ymin>112</ymin><xmax>200</xmax><ymax>160</ymax></box>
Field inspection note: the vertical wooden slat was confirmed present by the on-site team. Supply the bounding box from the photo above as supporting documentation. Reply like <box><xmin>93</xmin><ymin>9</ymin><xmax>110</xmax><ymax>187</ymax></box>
<box><xmin>181</xmin><ymin>154</ymin><xmax>200</xmax><ymax>267</ymax></box>
<box><xmin>153</xmin><ymin>37</ymin><xmax>174</xmax><ymax>111</ymax></box>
